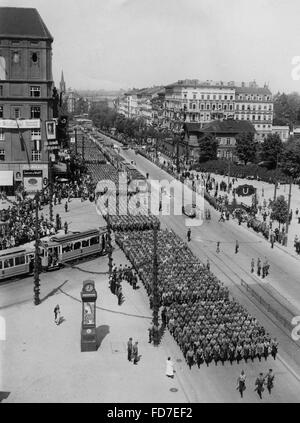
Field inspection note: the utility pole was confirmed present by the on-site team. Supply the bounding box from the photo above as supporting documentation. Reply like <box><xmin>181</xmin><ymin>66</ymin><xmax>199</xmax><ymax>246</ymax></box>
<box><xmin>82</xmin><ymin>133</ymin><xmax>85</xmax><ymax>162</ymax></box>
<box><xmin>34</xmin><ymin>191</ymin><xmax>41</xmax><ymax>305</ymax></box>
<box><xmin>48</xmin><ymin>152</ymin><xmax>54</xmax><ymax>223</ymax></box>
<box><xmin>107</xmin><ymin>214</ymin><xmax>113</xmax><ymax>277</ymax></box>
<box><xmin>75</xmin><ymin>127</ymin><xmax>78</xmax><ymax>155</ymax></box>
<box><xmin>273</xmin><ymin>152</ymin><xmax>279</xmax><ymax>202</ymax></box>
<box><xmin>152</xmin><ymin>222</ymin><xmax>160</xmax><ymax>346</ymax></box>
<box><xmin>227</xmin><ymin>160</ymin><xmax>231</xmax><ymax>193</ymax></box>
<box><xmin>176</xmin><ymin>134</ymin><xmax>180</xmax><ymax>174</ymax></box>
<box><xmin>284</xmin><ymin>178</ymin><xmax>293</xmax><ymax>245</ymax></box>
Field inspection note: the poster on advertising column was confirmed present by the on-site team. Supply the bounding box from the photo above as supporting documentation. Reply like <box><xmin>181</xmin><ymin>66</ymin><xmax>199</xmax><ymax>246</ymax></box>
<box><xmin>23</xmin><ymin>170</ymin><xmax>43</xmax><ymax>193</ymax></box>
<box><xmin>46</xmin><ymin>120</ymin><xmax>56</xmax><ymax>140</ymax></box>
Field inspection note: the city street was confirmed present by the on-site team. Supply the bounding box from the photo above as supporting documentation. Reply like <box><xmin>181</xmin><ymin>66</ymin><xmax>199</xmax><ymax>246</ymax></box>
<box><xmin>1</xmin><ymin>190</ymin><xmax>300</xmax><ymax>402</ymax></box>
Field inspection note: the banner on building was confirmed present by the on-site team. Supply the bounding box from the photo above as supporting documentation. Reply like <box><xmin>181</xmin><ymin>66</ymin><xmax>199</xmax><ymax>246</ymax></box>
<box><xmin>0</xmin><ymin>119</ymin><xmax>40</xmax><ymax>129</ymax></box>
<box><xmin>45</xmin><ymin>120</ymin><xmax>57</xmax><ymax>140</ymax></box>
<box><xmin>23</xmin><ymin>170</ymin><xmax>43</xmax><ymax>193</ymax></box>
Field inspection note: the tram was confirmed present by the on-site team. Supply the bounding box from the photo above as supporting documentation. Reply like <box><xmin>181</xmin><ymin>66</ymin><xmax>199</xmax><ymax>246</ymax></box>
<box><xmin>0</xmin><ymin>247</ymin><xmax>34</xmax><ymax>280</ymax></box>
<box><xmin>0</xmin><ymin>228</ymin><xmax>108</xmax><ymax>281</ymax></box>
<box><xmin>39</xmin><ymin>228</ymin><xmax>108</xmax><ymax>270</ymax></box>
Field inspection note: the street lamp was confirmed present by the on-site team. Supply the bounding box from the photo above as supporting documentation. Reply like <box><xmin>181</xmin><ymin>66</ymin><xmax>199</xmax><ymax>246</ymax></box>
<box><xmin>34</xmin><ymin>190</ymin><xmax>41</xmax><ymax>305</ymax></box>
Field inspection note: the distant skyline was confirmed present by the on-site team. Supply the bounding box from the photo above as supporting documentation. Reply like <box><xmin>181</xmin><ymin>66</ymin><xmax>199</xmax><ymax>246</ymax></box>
<box><xmin>2</xmin><ymin>0</ymin><xmax>300</xmax><ymax>93</ymax></box>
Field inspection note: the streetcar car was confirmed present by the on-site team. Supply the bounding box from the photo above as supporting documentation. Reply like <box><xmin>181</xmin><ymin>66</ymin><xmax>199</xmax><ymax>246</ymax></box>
<box><xmin>0</xmin><ymin>247</ymin><xmax>34</xmax><ymax>281</ymax></box>
<box><xmin>39</xmin><ymin>228</ymin><xmax>107</xmax><ymax>270</ymax></box>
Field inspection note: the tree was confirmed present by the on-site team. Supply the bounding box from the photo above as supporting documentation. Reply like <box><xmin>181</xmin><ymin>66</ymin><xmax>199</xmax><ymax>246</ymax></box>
<box><xmin>270</xmin><ymin>195</ymin><xmax>288</xmax><ymax>227</ymax></box>
<box><xmin>280</xmin><ymin>137</ymin><xmax>300</xmax><ymax>179</ymax></box>
<box><xmin>235</xmin><ymin>132</ymin><xmax>257</xmax><ymax>165</ymax></box>
<box><xmin>273</xmin><ymin>92</ymin><xmax>300</xmax><ymax>127</ymax></box>
<box><xmin>259</xmin><ymin>133</ymin><xmax>283</xmax><ymax>169</ymax></box>
<box><xmin>198</xmin><ymin>134</ymin><xmax>218</xmax><ymax>162</ymax></box>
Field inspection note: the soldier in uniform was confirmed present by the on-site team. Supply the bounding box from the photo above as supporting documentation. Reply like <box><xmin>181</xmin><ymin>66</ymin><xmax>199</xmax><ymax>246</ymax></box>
<box><xmin>256</xmin><ymin>340</ymin><xmax>264</xmax><ymax>362</ymax></box>
<box><xmin>271</xmin><ymin>338</ymin><xmax>278</xmax><ymax>360</ymax></box>
<box><xmin>216</xmin><ymin>241</ymin><xmax>220</xmax><ymax>253</ymax></box>
<box><xmin>187</xmin><ymin>228</ymin><xmax>191</xmax><ymax>242</ymax></box>
<box><xmin>64</xmin><ymin>221</ymin><xmax>68</xmax><ymax>234</ymax></box>
<box><xmin>257</xmin><ymin>258</ymin><xmax>261</xmax><ymax>276</ymax></box>
<box><xmin>235</xmin><ymin>240</ymin><xmax>239</xmax><ymax>254</ymax></box>
<box><xmin>237</xmin><ymin>370</ymin><xmax>246</xmax><ymax>398</ymax></box>
<box><xmin>186</xmin><ymin>347</ymin><xmax>194</xmax><ymax>369</ymax></box>
<box><xmin>251</xmin><ymin>258</ymin><xmax>255</xmax><ymax>273</ymax></box>
<box><xmin>266</xmin><ymin>369</ymin><xmax>275</xmax><ymax>394</ymax></box>
<box><xmin>127</xmin><ymin>337</ymin><xmax>133</xmax><ymax>361</ymax></box>
<box><xmin>195</xmin><ymin>346</ymin><xmax>204</xmax><ymax>368</ymax></box>
<box><xmin>254</xmin><ymin>373</ymin><xmax>265</xmax><ymax>399</ymax></box>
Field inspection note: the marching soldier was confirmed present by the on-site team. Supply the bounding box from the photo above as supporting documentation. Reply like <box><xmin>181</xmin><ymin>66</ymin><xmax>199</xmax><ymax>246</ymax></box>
<box><xmin>195</xmin><ymin>346</ymin><xmax>204</xmax><ymax>368</ymax></box>
<box><xmin>254</xmin><ymin>373</ymin><xmax>265</xmax><ymax>399</ymax></box>
<box><xmin>237</xmin><ymin>370</ymin><xmax>246</xmax><ymax>398</ymax></box>
<box><xmin>64</xmin><ymin>201</ymin><xmax>68</xmax><ymax>213</ymax></box>
<box><xmin>127</xmin><ymin>337</ymin><xmax>133</xmax><ymax>361</ymax></box>
<box><xmin>257</xmin><ymin>258</ymin><xmax>261</xmax><ymax>276</ymax></box>
<box><xmin>256</xmin><ymin>340</ymin><xmax>264</xmax><ymax>362</ymax></box>
<box><xmin>271</xmin><ymin>338</ymin><xmax>278</xmax><ymax>360</ymax></box>
<box><xmin>216</xmin><ymin>241</ymin><xmax>220</xmax><ymax>253</ymax></box>
<box><xmin>206</xmin><ymin>258</ymin><xmax>210</xmax><ymax>271</ymax></box>
<box><xmin>186</xmin><ymin>347</ymin><xmax>194</xmax><ymax>369</ymax></box>
<box><xmin>266</xmin><ymin>369</ymin><xmax>275</xmax><ymax>395</ymax></box>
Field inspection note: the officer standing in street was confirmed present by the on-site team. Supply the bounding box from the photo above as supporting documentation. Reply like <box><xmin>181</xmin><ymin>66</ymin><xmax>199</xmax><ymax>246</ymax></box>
<box><xmin>235</xmin><ymin>240</ymin><xmax>239</xmax><ymax>254</ymax></box>
<box><xmin>187</xmin><ymin>228</ymin><xmax>191</xmax><ymax>242</ymax></box>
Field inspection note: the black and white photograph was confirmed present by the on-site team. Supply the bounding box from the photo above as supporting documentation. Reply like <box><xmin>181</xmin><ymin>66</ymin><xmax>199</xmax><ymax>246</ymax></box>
<box><xmin>1</xmin><ymin>0</ymin><xmax>300</xmax><ymax>409</ymax></box>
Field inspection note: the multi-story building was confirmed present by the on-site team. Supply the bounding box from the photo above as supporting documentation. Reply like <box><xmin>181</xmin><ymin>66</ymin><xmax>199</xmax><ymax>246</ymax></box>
<box><xmin>163</xmin><ymin>79</ymin><xmax>235</xmax><ymax>131</ymax></box>
<box><xmin>162</xmin><ymin>79</ymin><xmax>273</xmax><ymax>140</ymax></box>
<box><xmin>116</xmin><ymin>87</ymin><xmax>164</xmax><ymax>124</ymax></box>
<box><xmin>0</xmin><ymin>7</ymin><xmax>54</xmax><ymax>192</ymax></box>
<box><xmin>234</xmin><ymin>81</ymin><xmax>273</xmax><ymax>140</ymax></box>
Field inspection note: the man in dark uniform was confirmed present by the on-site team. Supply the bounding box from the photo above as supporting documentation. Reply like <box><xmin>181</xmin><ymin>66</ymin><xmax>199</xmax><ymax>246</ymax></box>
<box><xmin>266</xmin><ymin>369</ymin><xmax>275</xmax><ymax>394</ymax></box>
<box><xmin>127</xmin><ymin>337</ymin><xmax>133</xmax><ymax>361</ymax></box>
<box><xmin>254</xmin><ymin>373</ymin><xmax>265</xmax><ymax>399</ymax></box>
<box><xmin>64</xmin><ymin>221</ymin><xmax>68</xmax><ymax>235</ymax></box>
<box><xmin>187</xmin><ymin>228</ymin><xmax>191</xmax><ymax>242</ymax></box>
<box><xmin>235</xmin><ymin>240</ymin><xmax>239</xmax><ymax>254</ymax></box>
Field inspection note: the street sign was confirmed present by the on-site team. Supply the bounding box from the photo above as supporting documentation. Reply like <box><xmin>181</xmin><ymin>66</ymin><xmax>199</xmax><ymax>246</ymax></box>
<box><xmin>235</xmin><ymin>184</ymin><xmax>256</xmax><ymax>197</ymax></box>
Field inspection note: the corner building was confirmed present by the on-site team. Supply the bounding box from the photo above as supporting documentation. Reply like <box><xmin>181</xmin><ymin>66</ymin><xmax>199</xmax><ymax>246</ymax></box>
<box><xmin>0</xmin><ymin>7</ymin><xmax>54</xmax><ymax>192</ymax></box>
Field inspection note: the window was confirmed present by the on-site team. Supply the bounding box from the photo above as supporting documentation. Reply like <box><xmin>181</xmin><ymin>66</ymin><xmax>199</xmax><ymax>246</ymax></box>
<box><xmin>226</xmin><ymin>138</ymin><xmax>231</xmax><ymax>145</ymax></box>
<box><xmin>15</xmin><ymin>256</ymin><xmax>25</xmax><ymax>266</ymax></box>
<box><xmin>229</xmin><ymin>105</ymin><xmax>233</xmax><ymax>110</ymax></box>
<box><xmin>207</xmin><ymin>95</ymin><xmax>210</xmax><ymax>100</ymax></box>
<box><xmin>14</xmin><ymin>108</ymin><xmax>20</xmax><ymax>119</ymax></box>
<box><xmin>247</xmin><ymin>115</ymin><xmax>250</xmax><ymax>120</ymax></box>
<box><xmin>200</xmin><ymin>104</ymin><xmax>204</xmax><ymax>110</ymax></box>
<box><xmin>206</xmin><ymin>104</ymin><xmax>210</xmax><ymax>110</ymax></box>
<box><xmin>184</xmin><ymin>94</ymin><xmax>187</xmax><ymax>99</ymax></box>
<box><xmin>31</xmin><ymin>150</ymin><xmax>41</xmax><ymax>161</ymax></box>
<box><xmin>258</xmin><ymin>116</ymin><xmax>261</xmax><ymax>120</ymax></box>
<box><xmin>0</xmin><ymin>85</ymin><xmax>2</xmax><ymax>96</ymax></box>
<box><xmin>31</xmin><ymin>52</ymin><xmax>38</xmax><ymax>63</ymax></box>
<box><xmin>74</xmin><ymin>241</ymin><xmax>81</xmax><ymax>250</ymax></box>
<box><xmin>218</xmin><ymin>104</ymin><xmax>222</xmax><ymax>109</ymax></box>
<box><xmin>62</xmin><ymin>244</ymin><xmax>73</xmax><ymax>253</ymax></box>
<box><xmin>31</xmin><ymin>106</ymin><xmax>41</xmax><ymax>119</ymax></box>
<box><xmin>224</xmin><ymin>95</ymin><xmax>227</xmax><ymax>100</ymax></box>
<box><xmin>0</xmin><ymin>106</ymin><xmax>3</xmax><ymax>118</ymax></box>
<box><xmin>252</xmin><ymin>115</ymin><xmax>256</xmax><ymax>120</ymax></box>
<box><xmin>241</xmin><ymin>105</ymin><xmax>245</xmax><ymax>111</ymax></box>
<box><xmin>90</xmin><ymin>236</ymin><xmax>99</xmax><ymax>246</ymax></box>
<box><xmin>193</xmin><ymin>94</ymin><xmax>196</xmax><ymax>99</ymax></box>
<box><xmin>219</xmin><ymin>95</ymin><xmax>222</xmax><ymax>100</ymax></box>
<box><xmin>230</xmin><ymin>95</ymin><xmax>233</xmax><ymax>100</ymax></box>
<box><xmin>30</xmin><ymin>86</ymin><xmax>41</xmax><ymax>97</ymax></box>
<box><xmin>0</xmin><ymin>129</ymin><xmax>4</xmax><ymax>141</ymax></box>
<box><xmin>31</xmin><ymin>129</ymin><xmax>41</xmax><ymax>139</ymax></box>
<box><xmin>82</xmin><ymin>239</ymin><xmax>89</xmax><ymax>248</ymax></box>
<box><xmin>192</xmin><ymin>104</ymin><xmax>196</xmax><ymax>109</ymax></box>
<box><xmin>4</xmin><ymin>258</ymin><xmax>14</xmax><ymax>268</ymax></box>
<box><xmin>224</xmin><ymin>105</ymin><xmax>227</xmax><ymax>110</ymax></box>
<box><xmin>213</xmin><ymin>95</ymin><xmax>216</xmax><ymax>100</ymax></box>
<box><xmin>201</xmin><ymin>95</ymin><xmax>204</xmax><ymax>100</ymax></box>
<box><xmin>0</xmin><ymin>149</ymin><xmax>5</xmax><ymax>161</ymax></box>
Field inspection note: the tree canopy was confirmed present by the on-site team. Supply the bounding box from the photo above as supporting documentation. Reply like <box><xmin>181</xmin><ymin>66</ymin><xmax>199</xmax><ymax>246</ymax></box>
<box><xmin>270</xmin><ymin>195</ymin><xmax>288</xmax><ymax>225</ymax></box>
<box><xmin>198</xmin><ymin>134</ymin><xmax>218</xmax><ymax>162</ymax></box>
<box><xmin>280</xmin><ymin>137</ymin><xmax>300</xmax><ymax>179</ymax></box>
<box><xmin>235</xmin><ymin>132</ymin><xmax>257</xmax><ymax>165</ymax></box>
<box><xmin>259</xmin><ymin>133</ymin><xmax>283</xmax><ymax>169</ymax></box>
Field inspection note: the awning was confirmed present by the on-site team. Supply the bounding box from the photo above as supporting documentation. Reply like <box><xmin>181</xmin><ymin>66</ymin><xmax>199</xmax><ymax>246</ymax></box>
<box><xmin>0</xmin><ymin>171</ymin><xmax>13</xmax><ymax>186</ymax></box>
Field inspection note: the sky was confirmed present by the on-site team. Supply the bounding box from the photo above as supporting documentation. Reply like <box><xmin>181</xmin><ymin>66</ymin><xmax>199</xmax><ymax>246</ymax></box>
<box><xmin>2</xmin><ymin>0</ymin><xmax>300</xmax><ymax>93</ymax></box>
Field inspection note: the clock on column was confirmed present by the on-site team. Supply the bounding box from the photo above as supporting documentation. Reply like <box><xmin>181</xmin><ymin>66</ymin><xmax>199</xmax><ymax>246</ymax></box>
<box><xmin>80</xmin><ymin>280</ymin><xmax>98</xmax><ymax>352</ymax></box>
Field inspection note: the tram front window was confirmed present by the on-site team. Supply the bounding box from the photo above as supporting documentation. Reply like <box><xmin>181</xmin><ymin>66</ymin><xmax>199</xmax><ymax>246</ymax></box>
<box><xmin>74</xmin><ymin>241</ymin><xmax>81</xmax><ymax>250</ymax></box>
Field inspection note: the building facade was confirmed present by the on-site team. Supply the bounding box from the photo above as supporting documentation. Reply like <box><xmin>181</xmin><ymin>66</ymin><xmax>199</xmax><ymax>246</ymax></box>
<box><xmin>162</xmin><ymin>79</ymin><xmax>273</xmax><ymax>140</ymax></box>
<box><xmin>271</xmin><ymin>125</ymin><xmax>290</xmax><ymax>142</ymax></box>
<box><xmin>0</xmin><ymin>7</ymin><xmax>54</xmax><ymax>192</ymax></box>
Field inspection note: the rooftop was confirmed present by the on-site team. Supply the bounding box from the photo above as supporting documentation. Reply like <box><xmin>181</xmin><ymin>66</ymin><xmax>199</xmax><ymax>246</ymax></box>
<box><xmin>0</xmin><ymin>7</ymin><xmax>53</xmax><ymax>41</ymax></box>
